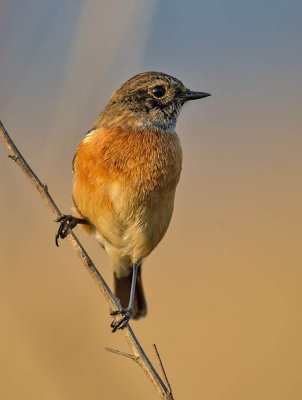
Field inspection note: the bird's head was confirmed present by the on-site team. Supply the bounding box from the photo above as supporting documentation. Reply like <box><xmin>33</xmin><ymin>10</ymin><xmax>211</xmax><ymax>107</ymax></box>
<box><xmin>96</xmin><ymin>71</ymin><xmax>210</xmax><ymax>133</ymax></box>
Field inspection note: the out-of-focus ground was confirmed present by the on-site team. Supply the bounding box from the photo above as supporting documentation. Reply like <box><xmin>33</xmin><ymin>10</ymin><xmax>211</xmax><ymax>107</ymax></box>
<box><xmin>0</xmin><ymin>1</ymin><xmax>302</xmax><ymax>399</ymax></box>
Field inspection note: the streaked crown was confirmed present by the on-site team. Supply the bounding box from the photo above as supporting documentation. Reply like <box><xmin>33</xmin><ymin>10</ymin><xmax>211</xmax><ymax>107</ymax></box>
<box><xmin>95</xmin><ymin>71</ymin><xmax>210</xmax><ymax>133</ymax></box>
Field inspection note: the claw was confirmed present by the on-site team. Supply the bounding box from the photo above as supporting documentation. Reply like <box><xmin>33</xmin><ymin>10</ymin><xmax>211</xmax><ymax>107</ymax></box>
<box><xmin>55</xmin><ymin>214</ymin><xmax>88</xmax><ymax>247</ymax></box>
<box><xmin>110</xmin><ymin>308</ymin><xmax>133</xmax><ymax>333</ymax></box>
<box><xmin>110</xmin><ymin>309</ymin><xmax>127</xmax><ymax>316</ymax></box>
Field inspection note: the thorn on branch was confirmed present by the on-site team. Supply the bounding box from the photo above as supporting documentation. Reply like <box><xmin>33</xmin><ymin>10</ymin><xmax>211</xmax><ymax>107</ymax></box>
<box><xmin>8</xmin><ymin>154</ymin><xmax>18</xmax><ymax>162</ymax></box>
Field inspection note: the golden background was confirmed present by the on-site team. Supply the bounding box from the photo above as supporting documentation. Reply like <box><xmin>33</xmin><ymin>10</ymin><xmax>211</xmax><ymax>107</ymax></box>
<box><xmin>1</xmin><ymin>1</ymin><xmax>301</xmax><ymax>399</ymax></box>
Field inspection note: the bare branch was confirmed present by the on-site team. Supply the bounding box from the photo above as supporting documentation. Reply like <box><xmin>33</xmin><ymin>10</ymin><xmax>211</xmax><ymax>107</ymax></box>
<box><xmin>0</xmin><ymin>120</ymin><xmax>174</xmax><ymax>400</ymax></box>
<box><xmin>153</xmin><ymin>344</ymin><xmax>173</xmax><ymax>395</ymax></box>
<box><xmin>105</xmin><ymin>347</ymin><xmax>139</xmax><ymax>361</ymax></box>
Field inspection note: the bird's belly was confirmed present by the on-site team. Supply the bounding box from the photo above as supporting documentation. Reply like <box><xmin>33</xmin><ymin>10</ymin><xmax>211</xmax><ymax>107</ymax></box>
<box><xmin>93</xmin><ymin>184</ymin><xmax>176</xmax><ymax>262</ymax></box>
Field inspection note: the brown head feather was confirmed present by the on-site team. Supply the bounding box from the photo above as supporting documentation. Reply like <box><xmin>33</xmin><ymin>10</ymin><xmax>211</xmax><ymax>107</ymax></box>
<box><xmin>94</xmin><ymin>71</ymin><xmax>190</xmax><ymax>133</ymax></box>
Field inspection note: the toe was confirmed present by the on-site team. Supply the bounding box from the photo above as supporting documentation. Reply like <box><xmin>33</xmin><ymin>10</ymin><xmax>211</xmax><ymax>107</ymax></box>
<box><xmin>110</xmin><ymin>309</ymin><xmax>133</xmax><ymax>333</ymax></box>
<box><xmin>111</xmin><ymin>316</ymin><xmax>127</xmax><ymax>332</ymax></box>
<box><xmin>110</xmin><ymin>309</ymin><xmax>127</xmax><ymax>316</ymax></box>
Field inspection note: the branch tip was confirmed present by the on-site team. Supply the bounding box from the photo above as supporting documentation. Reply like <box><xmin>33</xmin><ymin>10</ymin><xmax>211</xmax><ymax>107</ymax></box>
<box><xmin>153</xmin><ymin>344</ymin><xmax>173</xmax><ymax>395</ymax></box>
<box><xmin>105</xmin><ymin>347</ymin><xmax>138</xmax><ymax>361</ymax></box>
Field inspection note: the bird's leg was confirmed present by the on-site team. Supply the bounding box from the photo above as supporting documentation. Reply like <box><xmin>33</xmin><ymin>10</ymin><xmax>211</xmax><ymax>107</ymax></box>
<box><xmin>111</xmin><ymin>262</ymin><xmax>139</xmax><ymax>332</ymax></box>
<box><xmin>55</xmin><ymin>215</ymin><xmax>90</xmax><ymax>246</ymax></box>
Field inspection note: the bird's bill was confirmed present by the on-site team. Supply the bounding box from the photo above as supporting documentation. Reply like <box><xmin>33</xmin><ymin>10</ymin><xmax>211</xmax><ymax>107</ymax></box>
<box><xmin>182</xmin><ymin>90</ymin><xmax>211</xmax><ymax>101</ymax></box>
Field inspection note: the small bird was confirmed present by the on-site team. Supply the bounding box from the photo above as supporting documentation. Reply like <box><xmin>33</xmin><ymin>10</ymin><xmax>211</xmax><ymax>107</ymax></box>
<box><xmin>56</xmin><ymin>71</ymin><xmax>210</xmax><ymax>332</ymax></box>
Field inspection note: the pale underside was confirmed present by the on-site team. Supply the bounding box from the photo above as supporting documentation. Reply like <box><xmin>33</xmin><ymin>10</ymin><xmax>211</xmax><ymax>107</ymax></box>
<box><xmin>73</xmin><ymin>126</ymin><xmax>182</xmax><ymax>278</ymax></box>
<box><xmin>94</xmin><ymin>183</ymin><xmax>177</xmax><ymax>277</ymax></box>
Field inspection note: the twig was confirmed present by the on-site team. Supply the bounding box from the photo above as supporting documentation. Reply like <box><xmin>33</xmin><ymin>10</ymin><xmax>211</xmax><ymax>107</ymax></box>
<box><xmin>0</xmin><ymin>120</ymin><xmax>174</xmax><ymax>400</ymax></box>
<box><xmin>105</xmin><ymin>347</ymin><xmax>139</xmax><ymax>361</ymax></box>
<box><xmin>153</xmin><ymin>344</ymin><xmax>173</xmax><ymax>395</ymax></box>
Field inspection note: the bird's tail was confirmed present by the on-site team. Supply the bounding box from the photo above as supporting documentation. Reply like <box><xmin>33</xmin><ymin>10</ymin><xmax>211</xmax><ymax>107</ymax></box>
<box><xmin>114</xmin><ymin>266</ymin><xmax>147</xmax><ymax>319</ymax></box>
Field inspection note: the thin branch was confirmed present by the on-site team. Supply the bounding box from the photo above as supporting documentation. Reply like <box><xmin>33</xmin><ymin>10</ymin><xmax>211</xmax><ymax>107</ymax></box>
<box><xmin>0</xmin><ymin>120</ymin><xmax>174</xmax><ymax>400</ymax></box>
<box><xmin>105</xmin><ymin>347</ymin><xmax>139</xmax><ymax>361</ymax></box>
<box><xmin>153</xmin><ymin>344</ymin><xmax>173</xmax><ymax>395</ymax></box>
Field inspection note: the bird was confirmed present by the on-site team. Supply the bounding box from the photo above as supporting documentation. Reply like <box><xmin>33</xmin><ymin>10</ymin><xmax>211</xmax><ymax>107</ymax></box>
<box><xmin>55</xmin><ymin>71</ymin><xmax>210</xmax><ymax>332</ymax></box>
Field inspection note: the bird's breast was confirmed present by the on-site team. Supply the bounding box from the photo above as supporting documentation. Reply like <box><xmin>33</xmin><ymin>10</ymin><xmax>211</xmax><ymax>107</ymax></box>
<box><xmin>75</xmin><ymin>127</ymin><xmax>182</xmax><ymax>197</ymax></box>
<box><xmin>73</xmin><ymin>127</ymin><xmax>182</xmax><ymax>258</ymax></box>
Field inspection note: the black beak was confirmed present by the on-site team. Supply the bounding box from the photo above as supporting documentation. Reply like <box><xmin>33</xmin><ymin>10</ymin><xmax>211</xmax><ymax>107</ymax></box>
<box><xmin>182</xmin><ymin>90</ymin><xmax>211</xmax><ymax>101</ymax></box>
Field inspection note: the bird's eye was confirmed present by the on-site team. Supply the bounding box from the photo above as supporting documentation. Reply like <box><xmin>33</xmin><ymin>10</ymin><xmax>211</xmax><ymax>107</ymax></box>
<box><xmin>152</xmin><ymin>85</ymin><xmax>166</xmax><ymax>98</ymax></box>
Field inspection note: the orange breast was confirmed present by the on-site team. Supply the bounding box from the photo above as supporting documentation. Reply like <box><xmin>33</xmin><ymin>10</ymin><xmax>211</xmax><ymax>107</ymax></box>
<box><xmin>72</xmin><ymin>127</ymin><xmax>182</xmax><ymax>258</ymax></box>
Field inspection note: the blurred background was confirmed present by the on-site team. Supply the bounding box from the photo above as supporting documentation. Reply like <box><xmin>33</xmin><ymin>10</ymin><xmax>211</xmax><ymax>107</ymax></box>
<box><xmin>1</xmin><ymin>1</ymin><xmax>302</xmax><ymax>399</ymax></box>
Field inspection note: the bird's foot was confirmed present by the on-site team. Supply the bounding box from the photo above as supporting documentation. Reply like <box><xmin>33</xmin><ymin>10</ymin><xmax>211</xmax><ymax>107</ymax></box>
<box><xmin>110</xmin><ymin>308</ymin><xmax>133</xmax><ymax>333</ymax></box>
<box><xmin>55</xmin><ymin>215</ymin><xmax>86</xmax><ymax>246</ymax></box>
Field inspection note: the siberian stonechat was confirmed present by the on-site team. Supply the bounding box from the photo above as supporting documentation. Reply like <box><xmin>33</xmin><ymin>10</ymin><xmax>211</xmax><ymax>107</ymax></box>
<box><xmin>55</xmin><ymin>71</ymin><xmax>210</xmax><ymax>331</ymax></box>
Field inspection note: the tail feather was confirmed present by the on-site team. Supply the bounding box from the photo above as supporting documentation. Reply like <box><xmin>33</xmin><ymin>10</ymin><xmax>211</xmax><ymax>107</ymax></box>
<box><xmin>114</xmin><ymin>266</ymin><xmax>147</xmax><ymax>319</ymax></box>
